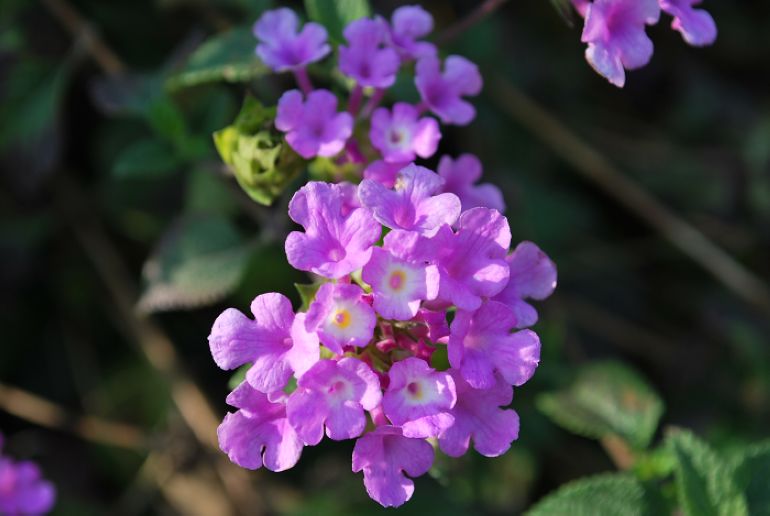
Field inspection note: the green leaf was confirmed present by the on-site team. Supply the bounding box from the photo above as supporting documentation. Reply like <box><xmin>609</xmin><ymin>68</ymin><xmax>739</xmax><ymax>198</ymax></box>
<box><xmin>536</xmin><ymin>361</ymin><xmax>664</xmax><ymax>449</ymax></box>
<box><xmin>666</xmin><ymin>428</ymin><xmax>748</xmax><ymax>516</ymax></box>
<box><xmin>304</xmin><ymin>0</ymin><xmax>371</xmax><ymax>42</ymax></box>
<box><xmin>112</xmin><ymin>139</ymin><xmax>180</xmax><ymax>179</ymax></box>
<box><xmin>166</xmin><ymin>27</ymin><xmax>268</xmax><ymax>91</ymax></box>
<box><xmin>228</xmin><ymin>364</ymin><xmax>250</xmax><ymax>390</ymax></box>
<box><xmin>295</xmin><ymin>282</ymin><xmax>322</xmax><ymax>312</ymax></box>
<box><xmin>732</xmin><ymin>441</ymin><xmax>770</xmax><ymax>515</ymax></box>
<box><xmin>213</xmin><ymin>97</ymin><xmax>304</xmax><ymax>205</ymax></box>
<box><xmin>526</xmin><ymin>474</ymin><xmax>656</xmax><ymax>516</ymax></box>
<box><xmin>185</xmin><ymin>167</ymin><xmax>238</xmax><ymax>217</ymax></box>
<box><xmin>137</xmin><ymin>215</ymin><xmax>253</xmax><ymax>313</ymax></box>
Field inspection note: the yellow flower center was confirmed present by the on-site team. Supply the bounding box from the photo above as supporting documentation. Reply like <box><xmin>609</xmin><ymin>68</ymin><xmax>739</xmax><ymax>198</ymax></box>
<box><xmin>332</xmin><ymin>309</ymin><xmax>352</xmax><ymax>328</ymax></box>
<box><xmin>407</xmin><ymin>381</ymin><xmax>423</xmax><ymax>400</ymax></box>
<box><xmin>389</xmin><ymin>270</ymin><xmax>407</xmax><ymax>291</ymax></box>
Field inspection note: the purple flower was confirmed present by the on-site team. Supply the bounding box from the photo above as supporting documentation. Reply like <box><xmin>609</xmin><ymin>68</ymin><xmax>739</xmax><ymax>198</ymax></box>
<box><xmin>581</xmin><ymin>0</ymin><xmax>661</xmax><ymax>87</ymax></box>
<box><xmin>253</xmin><ymin>8</ymin><xmax>330</xmax><ymax>71</ymax></box>
<box><xmin>0</xmin><ymin>436</ymin><xmax>55</xmax><ymax>516</ymax></box>
<box><xmin>449</xmin><ymin>300</ymin><xmax>541</xmax><ymax>389</ymax></box>
<box><xmin>362</xmin><ymin>247</ymin><xmax>440</xmax><ymax>321</ymax></box>
<box><xmin>352</xmin><ymin>425</ymin><xmax>434</xmax><ymax>507</ymax></box>
<box><xmin>305</xmin><ymin>283</ymin><xmax>377</xmax><ymax>354</ymax></box>
<box><xmin>276</xmin><ymin>89</ymin><xmax>353</xmax><ymax>158</ymax></box>
<box><xmin>438</xmin><ymin>370</ymin><xmax>520</xmax><ymax>458</ymax></box>
<box><xmin>285</xmin><ymin>182</ymin><xmax>381</xmax><ymax>279</ymax></box>
<box><xmin>339</xmin><ymin>18</ymin><xmax>400</xmax><ymax>88</ymax></box>
<box><xmin>493</xmin><ymin>241</ymin><xmax>557</xmax><ymax>328</ymax></box>
<box><xmin>287</xmin><ymin>358</ymin><xmax>381</xmax><ymax>444</ymax></box>
<box><xmin>370</xmin><ymin>103</ymin><xmax>441</xmax><ymax>163</ymax></box>
<box><xmin>363</xmin><ymin>160</ymin><xmax>407</xmax><ymax>189</ymax></box>
<box><xmin>437</xmin><ymin>154</ymin><xmax>506</xmax><ymax>213</ymax></box>
<box><xmin>388</xmin><ymin>5</ymin><xmax>437</xmax><ymax>61</ymax></box>
<box><xmin>209</xmin><ymin>293</ymin><xmax>319</xmax><ymax>394</ymax></box>
<box><xmin>382</xmin><ymin>357</ymin><xmax>456</xmax><ymax>438</ymax></box>
<box><xmin>394</xmin><ymin>207</ymin><xmax>511</xmax><ymax>311</ymax></box>
<box><xmin>217</xmin><ymin>382</ymin><xmax>303</xmax><ymax>471</ymax></box>
<box><xmin>660</xmin><ymin>0</ymin><xmax>717</xmax><ymax>46</ymax></box>
<box><xmin>358</xmin><ymin>164</ymin><xmax>461</xmax><ymax>235</ymax></box>
<box><xmin>415</xmin><ymin>55</ymin><xmax>482</xmax><ymax>125</ymax></box>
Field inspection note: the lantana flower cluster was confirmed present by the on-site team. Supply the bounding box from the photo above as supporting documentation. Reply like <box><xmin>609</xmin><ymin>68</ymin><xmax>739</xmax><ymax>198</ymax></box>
<box><xmin>209</xmin><ymin>5</ymin><xmax>556</xmax><ymax>507</ymax></box>
<box><xmin>572</xmin><ymin>0</ymin><xmax>717</xmax><ymax>87</ymax></box>
<box><xmin>0</xmin><ymin>434</ymin><xmax>56</xmax><ymax>516</ymax></box>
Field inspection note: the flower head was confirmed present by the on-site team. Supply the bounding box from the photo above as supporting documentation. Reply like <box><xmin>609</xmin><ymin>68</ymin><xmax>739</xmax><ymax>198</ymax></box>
<box><xmin>363</xmin><ymin>247</ymin><xmax>439</xmax><ymax>321</ymax></box>
<box><xmin>276</xmin><ymin>89</ymin><xmax>353</xmax><ymax>159</ymax></box>
<box><xmin>305</xmin><ymin>283</ymin><xmax>377</xmax><ymax>354</ymax></box>
<box><xmin>581</xmin><ymin>0</ymin><xmax>661</xmax><ymax>87</ymax></box>
<box><xmin>493</xmin><ymin>241</ymin><xmax>557</xmax><ymax>328</ymax></box>
<box><xmin>660</xmin><ymin>0</ymin><xmax>717</xmax><ymax>46</ymax></box>
<box><xmin>285</xmin><ymin>182</ymin><xmax>381</xmax><ymax>279</ymax></box>
<box><xmin>287</xmin><ymin>358</ymin><xmax>381</xmax><ymax>444</ymax></box>
<box><xmin>438</xmin><ymin>154</ymin><xmax>506</xmax><ymax>213</ymax></box>
<box><xmin>339</xmin><ymin>18</ymin><xmax>400</xmax><ymax>88</ymax></box>
<box><xmin>0</xmin><ymin>437</ymin><xmax>56</xmax><ymax>516</ymax></box>
<box><xmin>254</xmin><ymin>8</ymin><xmax>330</xmax><ymax>71</ymax></box>
<box><xmin>388</xmin><ymin>5</ymin><xmax>437</xmax><ymax>61</ymax></box>
<box><xmin>352</xmin><ymin>425</ymin><xmax>434</xmax><ymax>508</ymax></box>
<box><xmin>370</xmin><ymin>103</ymin><xmax>441</xmax><ymax>163</ymax></box>
<box><xmin>439</xmin><ymin>370</ymin><xmax>520</xmax><ymax>458</ymax></box>
<box><xmin>382</xmin><ymin>357</ymin><xmax>456</xmax><ymax>438</ymax></box>
<box><xmin>358</xmin><ymin>164</ymin><xmax>461</xmax><ymax>235</ymax></box>
<box><xmin>449</xmin><ymin>300</ymin><xmax>541</xmax><ymax>389</ymax></box>
<box><xmin>415</xmin><ymin>55</ymin><xmax>482</xmax><ymax>125</ymax></box>
<box><xmin>209</xmin><ymin>293</ymin><xmax>319</xmax><ymax>394</ymax></box>
<box><xmin>218</xmin><ymin>382</ymin><xmax>303</xmax><ymax>471</ymax></box>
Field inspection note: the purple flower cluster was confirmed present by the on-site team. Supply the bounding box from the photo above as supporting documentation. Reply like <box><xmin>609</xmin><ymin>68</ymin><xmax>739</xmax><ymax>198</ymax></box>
<box><xmin>210</xmin><ymin>5</ymin><xmax>557</xmax><ymax>507</ymax></box>
<box><xmin>572</xmin><ymin>0</ymin><xmax>717</xmax><ymax>87</ymax></box>
<box><xmin>0</xmin><ymin>434</ymin><xmax>55</xmax><ymax>515</ymax></box>
<box><xmin>211</xmin><ymin>176</ymin><xmax>556</xmax><ymax>506</ymax></box>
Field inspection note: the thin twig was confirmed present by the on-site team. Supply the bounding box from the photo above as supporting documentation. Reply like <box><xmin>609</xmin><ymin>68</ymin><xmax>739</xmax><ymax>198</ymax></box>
<box><xmin>41</xmin><ymin>0</ymin><xmax>265</xmax><ymax>510</ymax></box>
<box><xmin>435</xmin><ymin>0</ymin><xmax>510</xmax><ymax>46</ymax></box>
<box><xmin>0</xmin><ymin>382</ymin><xmax>147</xmax><ymax>450</ymax></box>
<box><xmin>54</xmin><ymin>178</ymin><xmax>266</xmax><ymax>515</ymax></box>
<box><xmin>492</xmin><ymin>78</ymin><xmax>770</xmax><ymax>316</ymax></box>
<box><xmin>41</xmin><ymin>0</ymin><xmax>125</xmax><ymax>75</ymax></box>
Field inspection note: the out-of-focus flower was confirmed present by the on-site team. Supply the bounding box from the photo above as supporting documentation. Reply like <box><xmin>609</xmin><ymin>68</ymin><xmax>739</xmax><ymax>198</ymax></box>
<box><xmin>437</xmin><ymin>154</ymin><xmax>506</xmax><ymax>213</ymax></box>
<box><xmin>276</xmin><ymin>89</ymin><xmax>353</xmax><ymax>158</ymax></box>
<box><xmin>254</xmin><ymin>8</ymin><xmax>330</xmax><ymax>71</ymax></box>
<box><xmin>415</xmin><ymin>55</ymin><xmax>482</xmax><ymax>125</ymax></box>
<box><xmin>370</xmin><ymin>103</ymin><xmax>441</xmax><ymax>163</ymax></box>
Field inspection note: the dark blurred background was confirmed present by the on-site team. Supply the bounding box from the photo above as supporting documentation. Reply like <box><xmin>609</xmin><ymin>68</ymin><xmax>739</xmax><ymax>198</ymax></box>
<box><xmin>1</xmin><ymin>0</ymin><xmax>769</xmax><ymax>514</ymax></box>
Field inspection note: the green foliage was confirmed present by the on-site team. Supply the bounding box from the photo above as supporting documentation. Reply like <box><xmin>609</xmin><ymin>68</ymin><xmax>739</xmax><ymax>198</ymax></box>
<box><xmin>112</xmin><ymin>139</ymin><xmax>180</xmax><ymax>179</ymax></box>
<box><xmin>167</xmin><ymin>27</ymin><xmax>269</xmax><ymax>91</ymax></box>
<box><xmin>732</xmin><ymin>441</ymin><xmax>770</xmax><ymax>515</ymax></box>
<box><xmin>304</xmin><ymin>0</ymin><xmax>371</xmax><ymax>43</ymax></box>
<box><xmin>526</xmin><ymin>474</ymin><xmax>656</xmax><ymax>516</ymax></box>
<box><xmin>137</xmin><ymin>215</ymin><xmax>253</xmax><ymax>313</ymax></box>
<box><xmin>295</xmin><ymin>282</ymin><xmax>322</xmax><ymax>311</ymax></box>
<box><xmin>666</xmin><ymin>429</ymin><xmax>748</xmax><ymax>516</ymax></box>
<box><xmin>214</xmin><ymin>96</ymin><xmax>304</xmax><ymax>205</ymax></box>
<box><xmin>536</xmin><ymin>361</ymin><xmax>664</xmax><ymax>449</ymax></box>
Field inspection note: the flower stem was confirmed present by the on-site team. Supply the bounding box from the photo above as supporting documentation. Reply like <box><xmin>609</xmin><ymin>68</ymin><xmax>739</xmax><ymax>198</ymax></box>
<box><xmin>348</xmin><ymin>84</ymin><xmax>364</xmax><ymax>115</ymax></box>
<box><xmin>293</xmin><ymin>67</ymin><xmax>313</xmax><ymax>95</ymax></box>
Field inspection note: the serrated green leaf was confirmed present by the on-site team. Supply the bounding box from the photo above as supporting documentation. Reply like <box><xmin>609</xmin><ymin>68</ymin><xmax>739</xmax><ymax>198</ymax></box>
<box><xmin>166</xmin><ymin>27</ymin><xmax>268</xmax><ymax>91</ymax></box>
<box><xmin>536</xmin><ymin>361</ymin><xmax>664</xmax><ymax>449</ymax></box>
<box><xmin>666</xmin><ymin>428</ymin><xmax>748</xmax><ymax>516</ymax></box>
<box><xmin>137</xmin><ymin>215</ymin><xmax>253</xmax><ymax>312</ymax></box>
<box><xmin>112</xmin><ymin>139</ymin><xmax>180</xmax><ymax>179</ymax></box>
<box><xmin>304</xmin><ymin>0</ymin><xmax>371</xmax><ymax>43</ymax></box>
<box><xmin>295</xmin><ymin>282</ymin><xmax>322</xmax><ymax>311</ymax></box>
<box><xmin>526</xmin><ymin>474</ymin><xmax>655</xmax><ymax>516</ymax></box>
<box><xmin>732</xmin><ymin>441</ymin><xmax>770</xmax><ymax>515</ymax></box>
